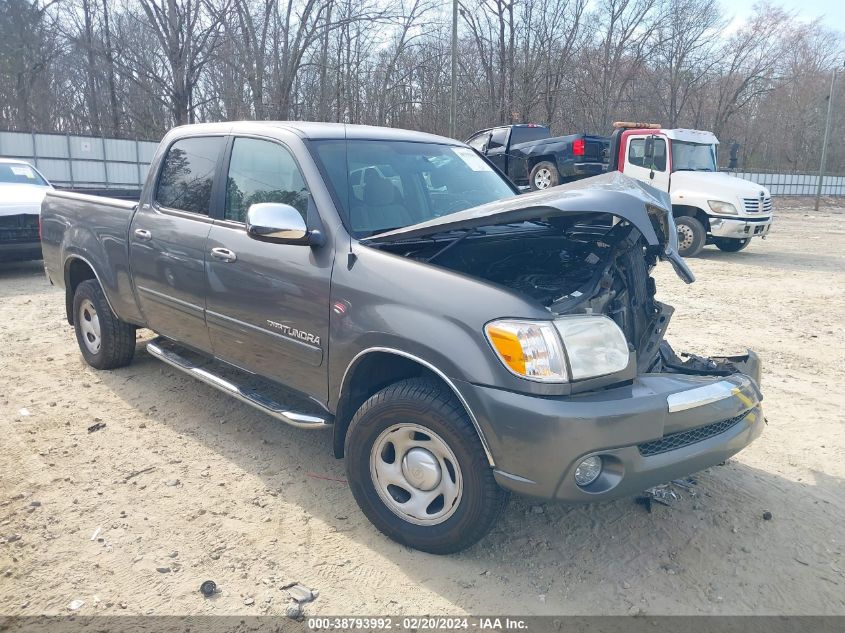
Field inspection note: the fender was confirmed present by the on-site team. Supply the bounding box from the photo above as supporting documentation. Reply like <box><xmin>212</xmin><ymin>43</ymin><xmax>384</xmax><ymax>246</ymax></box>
<box><xmin>338</xmin><ymin>346</ymin><xmax>496</xmax><ymax>466</ymax></box>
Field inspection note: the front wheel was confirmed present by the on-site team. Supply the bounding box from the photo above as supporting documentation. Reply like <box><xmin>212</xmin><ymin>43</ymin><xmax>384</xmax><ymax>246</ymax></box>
<box><xmin>73</xmin><ymin>279</ymin><xmax>137</xmax><ymax>369</ymax></box>
<box><xmin>714</xmin><ymin>237</ymin><xmax>751</xmax><ymax>252</ymax></box>
<box><xmin>345</xmin><ymin>378</ymin><xmax>508</xmax><ymax>554</ymax></box>
<box><xmin>675</xmin><ymin>216</ymin><xmax>706</xmax><ymax>257</ymax></box>
<box><xmin>529</xmin><ymin>161</ymin><xmax>560</xmax><ymax>190</ymax></box>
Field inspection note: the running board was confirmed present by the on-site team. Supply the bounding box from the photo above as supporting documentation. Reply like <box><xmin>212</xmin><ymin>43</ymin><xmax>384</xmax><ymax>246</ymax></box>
<box><xmin>146</xmin><ymin>337</ymin><xmax>332</xmax><ymax>429</ymax></box>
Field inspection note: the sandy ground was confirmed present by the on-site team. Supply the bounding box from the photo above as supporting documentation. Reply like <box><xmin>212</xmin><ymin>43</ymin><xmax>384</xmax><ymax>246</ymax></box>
<box><xmin>1</xmin><ymin>203</ymin><xmax>844</xmax><ymax>617</ymax></box>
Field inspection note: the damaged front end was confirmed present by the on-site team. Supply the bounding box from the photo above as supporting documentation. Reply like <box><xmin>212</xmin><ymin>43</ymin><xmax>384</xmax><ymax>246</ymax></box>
<box><xmin>365</xmin><ymin>172</ymin><xmax>759</xmax><ymax>387</ymax></box>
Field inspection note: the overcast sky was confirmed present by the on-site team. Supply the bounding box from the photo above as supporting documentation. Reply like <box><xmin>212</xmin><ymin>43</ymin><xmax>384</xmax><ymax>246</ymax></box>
<box><xmin>728</xmin><ymin>0</ymin><xmax>845</xmax><ymax>34</ymax></box>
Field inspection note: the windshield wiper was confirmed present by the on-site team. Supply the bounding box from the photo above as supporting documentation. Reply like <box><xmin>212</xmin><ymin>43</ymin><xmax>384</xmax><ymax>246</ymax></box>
<box><xmin>425</xmin><ymin>228</ymin><xmax>478</xmax><ymax>263</ymax></box>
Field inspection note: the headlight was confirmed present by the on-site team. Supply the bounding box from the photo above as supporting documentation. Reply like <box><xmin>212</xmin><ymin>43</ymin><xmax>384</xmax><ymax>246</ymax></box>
<box><xmin>484</xmin><ymin>320</ymin><xmax>567</xmax><ymax>382</ymax></box>
<box><xmin>553</xmin><ymin>315</ymin><xmax>630</xmax><ymax>380</ymax></box>
<box><xmin>708</xmin><ymin>200</ymin><xmax>738</xmax><ymax>215</ymax></box>
<box><xmin>485</xmin><ymin>315</ymin><xmax>630</xmax><ymax>383</ymax></box>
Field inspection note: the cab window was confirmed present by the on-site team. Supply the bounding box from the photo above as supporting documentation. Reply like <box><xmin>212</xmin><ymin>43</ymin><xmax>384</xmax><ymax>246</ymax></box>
<box><xmin>467</xmin><ymin>133</ymin><xmax>490</xmax><ymax>152</ymax></box>
<box><xmin>156</xmin><ymin>136</ymin><xmax>225</xmax><ymax>215</ymax></box>
<box><xmin>487</xmin><ymin>128</ymin><xmax>508</xmax><ymax>150</ymax></box>
<box><xmin>224</xmin><ymin>137</ymin><xmax>309</xmax><ymax>223</ymax></box>
<box><xmin>628</xmin><ymin>137</ymin><xmax>667</xmax><ymax>171</ymax></box>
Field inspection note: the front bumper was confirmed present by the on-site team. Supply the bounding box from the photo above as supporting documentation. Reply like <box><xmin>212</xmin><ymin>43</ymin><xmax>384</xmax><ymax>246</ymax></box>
<box><xmin>709</xmin><ymin>216</ymin><xmax>773</xmax><ymax>239</ymax></box>
<box><xmin>455</xmin><ymin>357</ymin><xmax>764</xmax><ymax>501</ymax></box>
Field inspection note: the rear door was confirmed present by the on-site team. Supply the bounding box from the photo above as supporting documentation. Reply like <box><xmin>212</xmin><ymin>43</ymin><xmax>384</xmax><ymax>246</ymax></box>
<box><xmin>129</xmin><ymin>135</ymin><xmax>226</xmax><ymax>353</ymax></box>
<box><xmin>204</xmin><ymin>135</ymin><xmax>333</xmax><ymax>400</ymax></box>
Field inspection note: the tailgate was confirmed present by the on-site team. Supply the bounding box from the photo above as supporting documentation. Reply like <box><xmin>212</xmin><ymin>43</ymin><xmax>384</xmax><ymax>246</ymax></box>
<box><xmin>582</xmin><ymin>135</ymin><xmax>610</xmax><ymax>162</ymax></box>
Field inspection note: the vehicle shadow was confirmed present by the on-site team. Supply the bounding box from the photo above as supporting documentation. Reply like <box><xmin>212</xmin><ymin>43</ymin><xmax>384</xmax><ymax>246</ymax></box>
<box><xmin>92</xmin><ymin>343</ymin><xmax>845</xmax><ymax>615</ymax></box>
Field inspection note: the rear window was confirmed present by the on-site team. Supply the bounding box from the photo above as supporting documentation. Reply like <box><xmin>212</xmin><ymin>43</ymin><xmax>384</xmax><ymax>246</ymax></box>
<box><xmin>510</xmin><ymin>126</ymin><xmax>550</xmax><ymax>145</ymax></box>
<box><xmin>155</xmin><ymin>136</ymin><xmax>225</xmax><ymax>215</ymax></box>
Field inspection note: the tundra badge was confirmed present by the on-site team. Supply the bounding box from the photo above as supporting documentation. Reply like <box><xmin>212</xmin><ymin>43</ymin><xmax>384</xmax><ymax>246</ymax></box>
<box><xmin>266</xmin><ymin>320</ymin><xmax>321</xmax><ymax>346</ymax></box>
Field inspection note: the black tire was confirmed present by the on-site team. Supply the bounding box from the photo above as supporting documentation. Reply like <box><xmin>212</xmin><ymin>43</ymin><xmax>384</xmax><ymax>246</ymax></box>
<box><xmin>345</xmin><ymin>378</ymin><xmax>508</xmax><ymax>554</ymax></box>
<box><xmin>714</xmin><ymin>237</ymin><xmax>751</xmax><ymax>252</ymax></box>
<box><xmin>675</xmin><ymin>215</ymin><xmax>706</xmax><ymax>257</ymax></box>
<box><xmin>529</xmin><ymin>161</ymin><xmax>560</xmax><ymax>190</ymax></box>
<box><xmin>72</xmin><ymin>279</ymin><xmax>136</xmax><ymax>370</ymax></box>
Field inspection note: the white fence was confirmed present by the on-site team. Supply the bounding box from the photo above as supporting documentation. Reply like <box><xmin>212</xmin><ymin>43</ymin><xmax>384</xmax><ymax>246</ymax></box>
<box><xmin>3</xmin><ymin>130</ymin><xmax>843</xmax><ymax>197</ymax></box>
<box><xmin>0</xmin><ymin>131</ymin><xmax>160</xmax><ymax>189</ymax></box>
<box><xmin>730</xmin><ymin>171</ymin><xmax>845</xmax><ymax>197</ymax></box>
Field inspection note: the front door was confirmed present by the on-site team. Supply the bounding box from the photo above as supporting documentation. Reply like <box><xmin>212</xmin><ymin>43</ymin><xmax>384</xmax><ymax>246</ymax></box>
<box><xmin>623</xmin><ymin>135</ymin><xmax>670</xmax><ymax>192</ymax></box>
<box><xmin>129</xmin><ymin>135</ymin><xmax>226</xmax><ymax>353</ymax></box>
<box><xmin>204</xmin><ymin>136</ymin><xmax>333</xmax><ymax>401</ymax></box>
<box><xmin>484</xmin><ymin>127</ymin><xmax>509</xmax><ymax>174</ymax></box>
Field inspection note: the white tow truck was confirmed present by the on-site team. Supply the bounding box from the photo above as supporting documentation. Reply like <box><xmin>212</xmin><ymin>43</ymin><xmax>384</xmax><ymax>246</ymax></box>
<box><xmin>605</xmin><ymin>123</ymin><xmax>773</xmax><ymax>256</ymax></box>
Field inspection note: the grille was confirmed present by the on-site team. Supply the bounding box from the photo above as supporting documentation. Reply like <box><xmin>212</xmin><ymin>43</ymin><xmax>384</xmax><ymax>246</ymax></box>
<box><xmin>0</xmin><ymin>214</ymin><xmax>39</xmax><ymax>243</ymax></box>
<box><xmin>742</xmin><ymin>196</ymin><xmax>773</xmax><ymax>213</ymax></box>
<box><xmin>637</xmin><ymin>412</ymin><xmax>748</xmax><ymax>457</ymax></box>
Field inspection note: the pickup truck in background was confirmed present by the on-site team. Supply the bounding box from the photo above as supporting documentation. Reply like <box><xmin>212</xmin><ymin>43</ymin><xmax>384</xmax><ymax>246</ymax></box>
<box><xmin>465</xmin><ymin>124</ymin><xmax>608</xmax><ymax>191</ymax></box>
<box><xmin>605</xmin><ymin>122</ymin><xmax>774</xmax><ymax>257</ymax></box>
<box><xmin>41</xmin><ymin>121</ymin><xmax>764</xmax><ymax>554</ymax></box>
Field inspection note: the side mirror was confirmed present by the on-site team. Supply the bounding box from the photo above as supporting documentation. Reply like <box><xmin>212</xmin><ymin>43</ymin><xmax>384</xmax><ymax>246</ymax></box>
<box><xmin>644</xmin><ymin>136</ymin><xmax>655</xmax><ymax>161</ymax></box>
<box><xmin>246</xmin><ymin>203</ymin><xmax>323</xmax><ymax>246</ymax></box>
<box><xmin>644</xmin><ymin>135</ymin><xmax>657</xmax><ymax>179</ymax></box>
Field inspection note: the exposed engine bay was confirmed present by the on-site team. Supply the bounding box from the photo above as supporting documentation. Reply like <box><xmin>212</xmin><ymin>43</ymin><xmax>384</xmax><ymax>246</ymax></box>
<box><xmin>379</xmin><ymin>217</ymin><xmax>752</xmax><ymax>379</ymax></box>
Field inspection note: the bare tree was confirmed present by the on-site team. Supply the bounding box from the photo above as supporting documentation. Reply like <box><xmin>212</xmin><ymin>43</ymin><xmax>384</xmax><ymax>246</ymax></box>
<box><xmin>1</xmin><ymin>0</ymin><xmax>843</xmax><ymax>172</ymax></box>
<box><xmin>133</xmin><ymin>0</ymin><xmax>229</xmax><ymax>125</ymax></box>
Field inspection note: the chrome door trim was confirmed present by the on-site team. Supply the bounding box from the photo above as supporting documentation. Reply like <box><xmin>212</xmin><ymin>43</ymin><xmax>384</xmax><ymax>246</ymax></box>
<box><xmin>210</xmin><ymin>247</ymin><xmax>237</xmax><ymax>262</ymax></box>
<box><xmin>340</xmin><ymin>347</ymin><xmax>496</xmax><ymax>467</ymax></box>
<box><xmin>62</xmin><ymin>253</ymin><xmax>119</xmax><ymax>317</ymax></box>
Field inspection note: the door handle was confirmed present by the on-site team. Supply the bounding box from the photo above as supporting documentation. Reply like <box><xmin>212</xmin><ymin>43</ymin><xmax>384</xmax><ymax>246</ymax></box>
<box><xmin>210</xmin><ymin>247</ymin><xmax>237</xmax><ymax>263</ymax></box>
<box><xmin>134</xmin><ymin>228</ymin><xmax>152</xmax><ymax>241</ymax></box>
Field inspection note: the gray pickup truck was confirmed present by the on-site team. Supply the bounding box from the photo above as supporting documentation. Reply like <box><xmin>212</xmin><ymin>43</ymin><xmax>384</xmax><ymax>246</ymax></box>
<box><xmin>41</xmin><ymin>122</ymin><xmax>764</xmax><ymax>554</ymax></box>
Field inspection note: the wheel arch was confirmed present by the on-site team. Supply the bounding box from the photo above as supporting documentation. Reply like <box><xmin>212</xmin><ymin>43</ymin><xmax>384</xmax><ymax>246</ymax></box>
<box><xmin>64</xmin><ymin>256</ymin><xmax>102</xmax><ymax>325</ymax></box>
<box><xmin>672</xmin><ymin>204</ymin><xmax>711</xmax><ymax>232</ymax></box>
<box><xmin>527</xmin><ymin>154</ymin><xmax>558</xmax><ymax>170</ymax></box>
<box><xmin>333</xmin><ymin>348</ymin><xmax>495</xmax><ymax>467</ymax></box>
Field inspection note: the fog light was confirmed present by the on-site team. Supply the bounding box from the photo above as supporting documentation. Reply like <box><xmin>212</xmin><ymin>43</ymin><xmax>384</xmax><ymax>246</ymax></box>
<box><xmin>574</xmin><ymin>456</ymin><xmax>602</xmax><ymax>487</ymax></box>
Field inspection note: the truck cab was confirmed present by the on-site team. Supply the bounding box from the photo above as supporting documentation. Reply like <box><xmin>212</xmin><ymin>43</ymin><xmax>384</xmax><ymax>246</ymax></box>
<box><xmin>610</xmin><ymin>124</ymin><xmax>773</xmax><ymax>256</ymax></box>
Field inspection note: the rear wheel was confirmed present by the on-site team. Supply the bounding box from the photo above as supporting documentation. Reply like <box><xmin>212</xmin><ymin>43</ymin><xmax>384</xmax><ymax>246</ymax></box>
<box><xmin>345</xmin><ymin>378</ymin><xmax>507</xmax><ymax>554</ymax></box>
<box><xmin>529</xmin><ymin>161</ymin><xmax>560</xmax><ymax>190</ymax></box>
<box><xmin>714</xmin><ymin>237</ymin><xmax>751</xmax><ymax>252</ymax></box>
<box><xmin>73</xmin><ymin>279</ymin><xmax>136</xmax><ymax>369</ymax></box>
<box><xmin>675</xmin><ymin>216</ymin><xmax>706</xmax><ymax>257</ymax></box>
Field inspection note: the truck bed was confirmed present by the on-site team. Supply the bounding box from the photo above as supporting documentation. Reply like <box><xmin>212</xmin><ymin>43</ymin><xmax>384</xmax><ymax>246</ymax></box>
<box><xmin>41</xmin><ymin>189</ymin><xmax>144</xmax><ymax>325</ymax></box>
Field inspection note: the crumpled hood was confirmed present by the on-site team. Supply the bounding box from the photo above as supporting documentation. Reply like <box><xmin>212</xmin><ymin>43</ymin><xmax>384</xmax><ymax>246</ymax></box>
<box><xmin>0</xmin><ymin>184</ymin><xmax>52</xmax><ymax>217</ymax></box>
<box><xmin>671</xmin><ymin>171</ymin><xmax>769</xmax><ymax>199</ymax></box>
<box><xmin>366</xmin><ymin>171</ymin><xmax>695</xmax><ymax>283</ymax></box>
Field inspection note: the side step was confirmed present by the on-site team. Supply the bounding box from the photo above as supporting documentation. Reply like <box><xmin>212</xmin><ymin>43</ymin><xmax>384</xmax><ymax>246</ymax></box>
<box><xmin>146</xmin><ymin>337</ymin><xmax>332</xmax><ymax>429</ymax></box>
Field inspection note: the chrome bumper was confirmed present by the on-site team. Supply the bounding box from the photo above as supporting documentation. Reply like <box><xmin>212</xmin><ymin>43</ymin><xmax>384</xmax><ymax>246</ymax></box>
<box><xmin>709</xmin><ymin>216</ymin><xmax>773</xmax><ymax>239</ymax></box>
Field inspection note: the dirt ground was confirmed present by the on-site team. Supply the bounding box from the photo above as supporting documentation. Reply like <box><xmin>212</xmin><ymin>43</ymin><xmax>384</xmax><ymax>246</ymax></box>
<box><xmin>1</xmin><ymin>202</ymin><xmax>844</xmax><ymax>617</ymax></box>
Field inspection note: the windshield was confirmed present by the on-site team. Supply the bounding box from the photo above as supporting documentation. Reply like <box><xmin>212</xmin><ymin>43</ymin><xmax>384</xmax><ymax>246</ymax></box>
<box><xmin>310</xmin><ymin>139</ymin><xmax>516</xmax><ymax>238</ymax></box>
<box><xmin>0</xmin><ymin>162</ymin><xmax>49</xmax><ymax>186</ymax></box>
<box><xmin>671</xmin><ymin>141</ymin><xmax>717</xmax><ymax>172</ymax></box>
